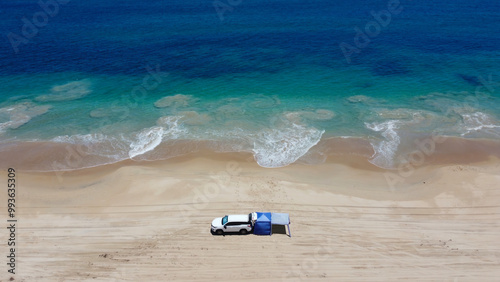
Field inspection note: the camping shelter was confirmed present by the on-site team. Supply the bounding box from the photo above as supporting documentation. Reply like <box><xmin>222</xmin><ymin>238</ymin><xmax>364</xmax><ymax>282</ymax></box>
<box><xmin>253</xmin><ymin>212</ymin><xmax>291</xmax><ymax>237</ymax></box>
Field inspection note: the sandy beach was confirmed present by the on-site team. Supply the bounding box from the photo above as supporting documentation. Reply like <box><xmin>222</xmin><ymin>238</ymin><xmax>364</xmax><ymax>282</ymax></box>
<box><xmin>2</xmin><ymin>0</ymin><xmax>500</xmax><ymax>281</ymax></box>
<box><xmin>1</xmin><ymin>152</ymin><xmax>499</xmax><ymax>281</ymax></box>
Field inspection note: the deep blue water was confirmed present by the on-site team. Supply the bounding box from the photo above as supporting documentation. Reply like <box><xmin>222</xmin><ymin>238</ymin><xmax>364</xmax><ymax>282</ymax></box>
<box><xmin>1</xmin><ymin>0</ymin><xmax>499</xmax><ymax>169</ymax></box>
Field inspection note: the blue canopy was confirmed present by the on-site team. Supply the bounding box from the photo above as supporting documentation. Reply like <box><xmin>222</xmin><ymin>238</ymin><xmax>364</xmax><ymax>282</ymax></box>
<box><xmin>253</xmin><ymin>212</ymin><xmax>272</xmax><ymax>235</ymax></box>
<box><xmin>253</xmin><ymin>212</ymin><xmax>291</xmax><ymax>236</ymax></box>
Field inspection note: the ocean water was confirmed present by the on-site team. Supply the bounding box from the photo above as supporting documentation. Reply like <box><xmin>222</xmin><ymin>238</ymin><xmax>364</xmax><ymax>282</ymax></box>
<box><xmin>1</xmin><ymin>0</ymin><xmax>499</xmax><ymax>170</ymax></box>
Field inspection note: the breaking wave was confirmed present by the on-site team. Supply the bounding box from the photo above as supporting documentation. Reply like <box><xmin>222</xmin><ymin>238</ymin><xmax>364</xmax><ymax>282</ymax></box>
<box><xmin>364</xmin><ymin>110</ymin><xmax>439</xmax><ymax>168</ymax></box>
<box><xmin>365</xmin><ymin>120</ymin><xmax>401</xmax><ymax>168</ymax></box>
<box><xmin>3</xmin><ymin>92</ymin><xmax>500</xmax><ymax>171</ymax></box>
<box><xmin>50</xmin><ymin>115</ymin><xmax>187</xmax><ymax>164</ymax></box>
<box><xmin>129</xmin><ymin>116</ymin><xmax>186</xmax><ymax>159</ymax></box>
<box><xmin>52</xmin><ymin>133</ymin><xmax>130</xmax><ymax>160</ymax></box>
<box><xmin>459</xmin><ymin>112</ymin><xmax>500</xmax><ymax>137</ymax></box>
<box><xmin>252</xmin><ymin>119</ymin><xmax>324</xmax><ymax>168</ymax></box>
<box><xmin>129</xmin><ymin>126</ymin><xmax>165</xmax><ymax>159</ymax></box>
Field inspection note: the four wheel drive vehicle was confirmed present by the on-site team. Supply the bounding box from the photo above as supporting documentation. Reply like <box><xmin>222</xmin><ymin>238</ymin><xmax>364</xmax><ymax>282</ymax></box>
<box><xmin>211</xmin><ymin>214</ymin><xmax>253</xmax><ymax>235</ymax></box>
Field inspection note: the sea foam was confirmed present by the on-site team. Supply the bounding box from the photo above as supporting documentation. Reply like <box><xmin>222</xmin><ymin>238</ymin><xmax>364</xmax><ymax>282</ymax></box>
<box><xmin>365</xmin><ymin>109</ymin><xmax>436</xmax><ymax>168</ymax></box>
<box><xmin>52</xmin><ymin>115</ymin><xmax>188</xmax><ymax>161</ymax></box>
<box><xmin>129</xmin><ymin>126</ymin><xmax>165</xmax><ymax>159</ymax></box>
<box><xmin>252</xmin><ymin>121</ymin><xmax>324</xmax><ymax>168</ymax></box>
<box><xmin>459</xmin><ymin>112</ymin><xmax>500</xmax><ymax>137</ymax></box>
<box><xmin>128</xmin><ymin>116</ymin><xmax>186</xmax><ymax>159</ymax></box>
<box><xmin>52</xmin><ymin>133</ymin><xmax>130</xmax><ymax>160</ymax></box>
<box><xmin>365</xmin><ymin>120</ymin><xmax>402</xmax><ymax>168</ymax></box>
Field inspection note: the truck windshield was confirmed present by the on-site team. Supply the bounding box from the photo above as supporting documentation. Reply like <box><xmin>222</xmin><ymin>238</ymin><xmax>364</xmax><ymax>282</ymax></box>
<box><xmin>222</xmin><ymin>216</ymin><xmax>228</xmax><ymax>225</ymax></box>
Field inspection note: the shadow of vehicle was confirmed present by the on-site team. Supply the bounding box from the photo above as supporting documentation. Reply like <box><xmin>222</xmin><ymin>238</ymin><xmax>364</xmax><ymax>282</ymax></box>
<box><xmin>210</xmin><ymin>229</ymin><xmax>253</xmax><ymax>236</ymax></box>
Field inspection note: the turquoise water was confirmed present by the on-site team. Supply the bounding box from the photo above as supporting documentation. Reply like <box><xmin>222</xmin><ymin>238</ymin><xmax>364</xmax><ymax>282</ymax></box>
<box><xmin>0</xmin><ymin>0</ymin><xmax>499</xmax><ymax>170</ymax></box>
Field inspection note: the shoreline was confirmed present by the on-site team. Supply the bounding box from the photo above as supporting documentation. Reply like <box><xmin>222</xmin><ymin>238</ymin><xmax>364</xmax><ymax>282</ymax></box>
<box><xmin>1</xmin><ymin>135</ymin><xmax>499</xmax><ymax>172</ymax></box>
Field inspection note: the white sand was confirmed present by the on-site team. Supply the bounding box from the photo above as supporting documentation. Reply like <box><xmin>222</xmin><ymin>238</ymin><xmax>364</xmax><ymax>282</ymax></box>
<box><xmin>1</xmin><ymin>154</ymin><xmax>499</xmax><ymax>281</ymax></box>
